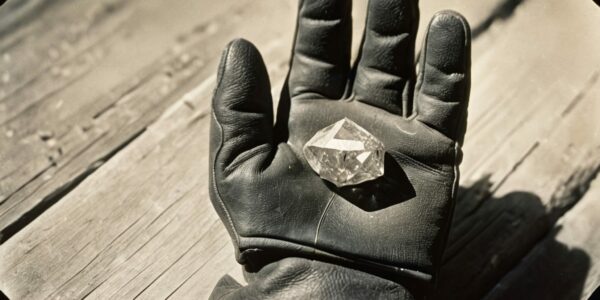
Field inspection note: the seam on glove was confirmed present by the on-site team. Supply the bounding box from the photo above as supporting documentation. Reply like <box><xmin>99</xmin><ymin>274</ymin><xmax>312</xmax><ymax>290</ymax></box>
<box><xmin>314</xmin><ymin>192</ymin><xmax>337</xmax><ymax>246</ymax></box>
<box><xmin>388</xmin><ymin>150</ymin><xmax>451</xmax><ymax>178</ymax></box>
<box><xmin>225</xmin><ymin>143</ymin><xmax>273</xmax><ymax>175</ymax></box>
<box><xmin>211</xmin><ymin>111</ymin><xmax>240</xmax><ymax>246</ymax></box>
<box><xmin>451</xmin><ymin>143</ymin><xmax>460</xmax><ymax>200</ymax></box>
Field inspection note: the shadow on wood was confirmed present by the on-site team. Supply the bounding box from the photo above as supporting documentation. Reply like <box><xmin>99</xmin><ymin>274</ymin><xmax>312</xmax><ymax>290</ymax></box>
<box><xmin>436</xmin><ymin>176</ymin><xmax>591</xmax><ymax>299</ymax></box>
<box><xmin>483</xmin><ymin>224</ymin><xmax>590</xmax><ymax>299</ymax></box>
<box><xmin>471</xmin><ymin>0</ymin><xmax>526</xmax><ymax>38</ymax></box>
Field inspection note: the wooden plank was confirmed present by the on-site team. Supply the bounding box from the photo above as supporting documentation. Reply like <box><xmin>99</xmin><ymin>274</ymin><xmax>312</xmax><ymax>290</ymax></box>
<box><xmin>0</xmin><ymin>95</ymin><xmax>214</xmax><ymax>298</ymax></box>
<box><xmin>1</xmin><ymin>0</ymin><xmax>599</xmax><ymax>299</ymax></box>
<box><xmin>0</xmin><ymin>0</ymin><xmax>132</xmax><ymax>122</ymax></box>
<box><xmin>0</xmin><ymin>0</ymin><xmax>512</xmax><ymax>243</ymax></box>
<box><xmin>434</xmin><ymin>0</ymin><xmax>600</xmax><ymax>297</ymax></box>
<box><xmin>484</xmin><ymin>175</ymin><xmax>600</xmax><ymax>300</ymax></box>
<box><xmin>0</xmin><ymin>0</ymin><xmax>297</xmax><ymax>298</ymax></box>
<box><xmin>0</xmin><ymin>0</ymin><xmax>273</xmax><ymax>241</ymax></box>
<box><xmin>0</xmin><ymin>0</ymin><xmax>136</xmax><ymax>215</ymax></box>
<box><xmin>0</xmin><ymin>40</ymin><xmax>293</xmax><ymax>299</ymax></box>
<box><xmin>418</xmin><ymin>0</ymin><xmax>521</xmax><ymax>40</ymax></box>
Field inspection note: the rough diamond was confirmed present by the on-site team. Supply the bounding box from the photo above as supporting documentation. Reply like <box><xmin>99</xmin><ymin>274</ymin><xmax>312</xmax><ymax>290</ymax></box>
<box><xmin>303</xmin><ymin>118</ymin><xmax>385</xmax><ymax>187</ymax></box>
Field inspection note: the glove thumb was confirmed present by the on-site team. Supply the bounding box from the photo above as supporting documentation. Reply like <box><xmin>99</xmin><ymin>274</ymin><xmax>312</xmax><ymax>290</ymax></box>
<box><xmin>211</xmin><ymin>39</ymin><xmax>275</xmax><ymax>175</ymax></box>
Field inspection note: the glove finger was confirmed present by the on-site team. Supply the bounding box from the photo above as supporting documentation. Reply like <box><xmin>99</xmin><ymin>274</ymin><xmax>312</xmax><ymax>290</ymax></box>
<box><xmin>288</xmin><ymin>0</ymin><xmax>352</xmax><ymax>100</ymax></box>
<box><xmin>415</xmin><ymin>11</ymin><xmax>471</xmax><ymax>143</ymax></box>
<box><xmin>211</xmin><ymin>39</ymin><xmax>274</xmax><ymax>173</ymax></box>
<box><xmin>352</xmin><ymin>0</ymin><xmax>419</xmax><ymax>116</ymax></box>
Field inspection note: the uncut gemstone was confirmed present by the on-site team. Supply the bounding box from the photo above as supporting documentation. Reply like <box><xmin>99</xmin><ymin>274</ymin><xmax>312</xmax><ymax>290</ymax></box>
<box><xmin>303</xmin><ymin>118</ymin><xmax>385</xmax><ymax>187</ymax></box>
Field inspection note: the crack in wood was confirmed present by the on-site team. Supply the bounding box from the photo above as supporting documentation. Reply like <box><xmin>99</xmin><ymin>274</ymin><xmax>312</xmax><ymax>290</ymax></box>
<box><xmin>164</xmin><ymin>241</ymin><xmax>229</xmax><ymax>300</ymax></box>
<box><xmin>471</xmin><ymin>0</ymin><xmax>526</xmax><ymax>38</ymax></box>
<box><xmin>77</xmin><ymin>216</ymin><xmax>173</xmax><ymax>299</ymax></box>
<box><xmin>0</xmin><ymin>0</ymin><xmax>57</xmax><ymax>39</ymax></box>
<box><xmin>3</xmin><ymin>0</ymin><xmax>599</xmax><ymax>298</ymax></box>
<box><xmin>0</xmin><ymin>163</ymin><xmax>53</xmax><ymax>208</ymax></box>
<box><xmin>561</xmin><ymin>71</ymin><xmax>600</xmax><ymax>117</ymax></box>
<box><xmin>450</xmin><ymin>141</ymin><xmax>539</xmax><ymax>233</ymax></box>
<box><xmin>0</xmin><ymin>27</ymin><xmax>127</xmax><ymax>127</ymax></box>
<box><xmin>438</xmin><ymin>153</ymin><xmax>600</xmax><ymax>299</ymax></box>
<box><xmin>0</xmin><ymin>0</ymin><xmax>253</xmax><ymax>246</ymax></box>
<box><xmin>0</xmin><ymin>127</ymin><xmax>146</xmax><ymax>244</ymax></box>
<box><xmin>70</xmin><ymin>189</ymin><xmax>198</xmax><ymax>298</ymax></box>
<box><xmin>492</xmin><ymin>141</ymin><xmax>539</xmax><ymax>192</ymax></box>
<box><xmin>132</xmin><ymin>229</ymin><xmax>211</xmax><ymax>299</ymax></box>
<box><xmin>103</xmin><ymin>263</ymin><xmax>155</xmax><ymax>300</ymax></box>
<box><xmin>91</xmin><ymin>75</ymin><xmax>149</xmax><ymax>120</ymax></box>
<box><xmin>0</xmin><ymin>2</ymin><xmax>132</xmax><ymax>108</ymax></box>
<box><xmin>48</xmin><ymin>212</ymin><xmax>147</xmax><ymax>299</ymax></box>
<box><xmin>485</xmin><ymin>167</ymin><xmax>600</xmax><ymax>299</ymax></box>
<box><xmin>444</xmin><ymin>201</ymin><xmax>506</xmax><ymax>262</ymax></box>
<box><xmin>548</xmin><ymin>153</ymin><xmax>600</xmax><ymax>219</ymax></box>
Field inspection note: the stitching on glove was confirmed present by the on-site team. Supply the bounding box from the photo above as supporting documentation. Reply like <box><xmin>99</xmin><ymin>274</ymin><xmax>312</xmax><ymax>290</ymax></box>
<box><xmin>211</xmin><ymin>111</ymin><xmax>240</xmax><ymax>246</ymax></box>
<box><xmin>225</xmin><ymin>143</ymin><xmax>273</xmax><ymax>174</ymax></box>
<box><xmin>314</xmin><ymin>192</ymin><xmax>337</xmax><ymax>246</ymax></box>
<box><xmin>388</xmin><ymin>150</ymin><xmax>451</xmax><ymax>178</ymax></box>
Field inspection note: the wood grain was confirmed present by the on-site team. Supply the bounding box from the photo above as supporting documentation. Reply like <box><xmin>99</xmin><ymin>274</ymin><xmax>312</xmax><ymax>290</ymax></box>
<box><xmin>0</xmin><ymin>0</ymin><xmax>512</xmax><ymax>240</ymax></box>
<box><xmin>434</xmin><ymin>0</ymin><xmax>600</xmax><ymax>297</ymax></box>
<box><xmin>0</xmin><ymin>0</ymin><xmax>277</xmax><ymax>242</ymax></box>
<box><xmin>0</xmin><ymin>0</ymin><xmax>297</xmax><ymax>298</ymax></box>
<box><xmin>484</xmin><ymin>175</ymin><xmax>600</xmax><ymax>300</ymax></box>
<box><xmin>1</xmin><ymin>0</ymin><xmax>599</xmax><ymax>299</ymax></box>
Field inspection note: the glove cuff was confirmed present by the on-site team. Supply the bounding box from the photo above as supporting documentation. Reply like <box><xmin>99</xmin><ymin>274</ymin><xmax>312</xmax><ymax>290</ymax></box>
<box><xmin>210</xmin><ymin>257</ymin><xmax>421</xmax><ymax>300</ymax></box>
<box><xmin>237</xmin><ymin>237</ymin><xmax>434</xmax><ymax>284</ymax></box>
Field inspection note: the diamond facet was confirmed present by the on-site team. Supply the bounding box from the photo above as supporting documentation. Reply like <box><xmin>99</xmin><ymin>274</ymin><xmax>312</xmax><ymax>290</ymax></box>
<box><xmin>303</xmin><ymin>118</ymin><xmax>385</xmax><ymax>187</ymax></box>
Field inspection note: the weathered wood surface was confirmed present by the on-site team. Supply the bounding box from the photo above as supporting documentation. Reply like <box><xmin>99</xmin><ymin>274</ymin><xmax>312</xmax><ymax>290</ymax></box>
<box><xmin>485</xmin><ymin>175</ymin><xmax>600</xmax><ymax>300</ymax></box>
<box><xmin>0</xmin><ymin>0</ymin><xmax>512</xmax><ymax>241</ymax></box>
<box><xmin>434</xmin><ymin>1</ymin><xmax>600</xmax><ymax>298</ymax></box>
<box><xmin>0</xmin><ymin>0</ymin><xmax>268</xmax><ymax>242</ymax></box>
<box><xmin>0</xmin><ymin>0</ymin><xmax>297</xmax><ymax>298</ymax></box>
<box><xmin>436</xmin><ymin>0</ymin><xmax>600</xmax><ymax>297</ymax></box>
<box><xmin>1</xmin><ymin>0</ymin><xmax>599</xmax><ymax>299</ymax></box>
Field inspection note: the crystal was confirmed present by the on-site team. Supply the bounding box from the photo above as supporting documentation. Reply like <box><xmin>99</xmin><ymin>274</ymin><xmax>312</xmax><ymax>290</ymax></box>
<box><xmin>303</xmin><ymin>118</ymin><xmax>385</xmax><ymax>187</ymax></box>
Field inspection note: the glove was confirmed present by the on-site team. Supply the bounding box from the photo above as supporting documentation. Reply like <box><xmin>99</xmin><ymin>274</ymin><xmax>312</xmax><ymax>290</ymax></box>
<box><xmin>209</xmin><ymin>0</ymin><xmax>471</xmax><ymax>297</ymax></box>
<box><xmin>211</xmin><ymin>257</ymin><xmax>417</xmax><ymax>299</ymax></box>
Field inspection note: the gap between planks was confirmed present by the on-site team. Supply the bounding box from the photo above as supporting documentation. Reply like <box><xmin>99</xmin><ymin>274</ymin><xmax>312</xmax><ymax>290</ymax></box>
<box><xmin>2</xmin><ymin>0</ymin><xmax>600</xmax><ymax>299</ymax></box>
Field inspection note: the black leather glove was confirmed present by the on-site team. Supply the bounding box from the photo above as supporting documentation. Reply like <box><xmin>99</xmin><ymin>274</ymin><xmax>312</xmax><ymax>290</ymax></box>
<box><xmin>211</xmin><ymin>257</ymin><xmax>417</xmax><ymax>299</ymax></box>
<box><xmin>209</xmin><ymin>0</ymin><xmax>471</xmax><ymax>298</ymax></box>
